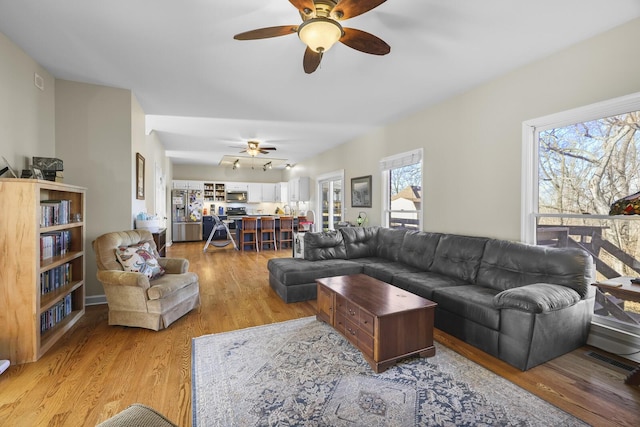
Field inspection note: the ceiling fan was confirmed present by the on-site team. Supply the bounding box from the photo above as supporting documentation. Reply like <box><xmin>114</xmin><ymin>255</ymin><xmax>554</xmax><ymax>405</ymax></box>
<box><xmin>238</xmin><ymin>140</ymin><xmax>277</xmax><ymax>156</ymax></box>
<box><xmin>233</xmin><ymin>0</ymin><xmax>390</xmax><ymax>74</ymax></box>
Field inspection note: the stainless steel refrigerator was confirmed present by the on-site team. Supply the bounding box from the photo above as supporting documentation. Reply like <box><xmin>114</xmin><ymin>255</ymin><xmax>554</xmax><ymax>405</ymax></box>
<box><xmin>172</xmin><ymin>189</ymin><xmax>203</xmax><ymax>241</ymax></box>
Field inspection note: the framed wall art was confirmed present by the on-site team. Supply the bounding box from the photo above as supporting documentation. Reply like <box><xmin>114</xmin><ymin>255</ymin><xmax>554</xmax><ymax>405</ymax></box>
<box><xmin>351</xmin><ymin>175</ymin><xmax>372</xmax><ymax>208</ymax></box>
<box><xmin>136</xmin><ymin>153</ymin><xmax>145</xmax><ymax>200</ymax></box>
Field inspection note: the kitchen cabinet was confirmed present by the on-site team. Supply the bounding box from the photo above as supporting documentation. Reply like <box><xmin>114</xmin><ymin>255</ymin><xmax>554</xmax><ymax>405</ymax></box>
<box><xmin>261</xmin><ymin>183</ymin><xmax>277</xmax><ymax>202</ymax></box>
<box><xmin>276</xmin><ymin>182</ymin><xmax>288</xmax><ymax>203</ymax></box>
<box><xmin>289</xmin><ymin>177</ymin><xmax>310</xmax><ymax>202</ymax></box>
<box><xmin>226</xmin><ymin>182</ymin><xmax>248</xmax><ymax>192</ymax></box>
<box><xmin>203</xmin><ymin>182</ymin><xmax>215</xmax><ymax>201</ymax></box>
<box><xmin>247</xmin><ymin>183</ymin><xmax>262</xmax><ymax>203</ymax></box>
<box><xmin>173</xmin><ymin>180</ymin><xmax>204</xmax><ymax>190</ymax></box>
<box><xmin>204</xmin><ymin>182</ymin><xmax>226</xmax><ymax>202</ymax></box>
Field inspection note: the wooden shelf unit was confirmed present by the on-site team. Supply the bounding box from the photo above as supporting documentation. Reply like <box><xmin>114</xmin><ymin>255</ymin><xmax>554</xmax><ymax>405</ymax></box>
<box><xmin>0</xmin><ymin>178</ymin><xmax>86</xmax><ymax>364</ymax></box>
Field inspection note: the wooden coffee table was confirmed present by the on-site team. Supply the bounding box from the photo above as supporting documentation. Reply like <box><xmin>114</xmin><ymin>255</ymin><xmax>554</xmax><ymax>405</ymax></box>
<box><xmin>316</xmin><ymin>274</ymin><xmax>437</xmax><ymax>373</ymax></box>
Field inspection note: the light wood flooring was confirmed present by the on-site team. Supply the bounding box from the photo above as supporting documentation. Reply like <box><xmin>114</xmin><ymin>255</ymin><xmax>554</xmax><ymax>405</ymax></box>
<box><xmin>0</xmin><ymin>241</ymin><xmax>639</xmax><ymax>426</ymax></box>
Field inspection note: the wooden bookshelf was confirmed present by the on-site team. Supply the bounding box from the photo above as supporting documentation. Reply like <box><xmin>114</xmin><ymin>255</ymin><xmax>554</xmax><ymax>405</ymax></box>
<box><xmin>0</xmin><ymin>178</ymin><xmax>86</xmax><ymax>364</ymax></box>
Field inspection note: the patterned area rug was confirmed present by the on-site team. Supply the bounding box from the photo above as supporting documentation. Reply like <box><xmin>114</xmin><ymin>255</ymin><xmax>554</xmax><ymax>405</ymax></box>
<box><xmin>192</xmin><ymin>317</ymin><xmax>586</xmax><ymax>426</ymax></box>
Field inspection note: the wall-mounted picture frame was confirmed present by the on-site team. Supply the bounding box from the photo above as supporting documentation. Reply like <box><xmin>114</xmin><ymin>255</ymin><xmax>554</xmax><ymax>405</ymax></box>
<box><xmin>351</xmin><ymin>175</ymin><xmax>372</xmax><ymax>208</ymax></box>
<box><xmin>136</xmin><ymin>153</ymin><xmax>145</xmax><ymax>200</ymax></box>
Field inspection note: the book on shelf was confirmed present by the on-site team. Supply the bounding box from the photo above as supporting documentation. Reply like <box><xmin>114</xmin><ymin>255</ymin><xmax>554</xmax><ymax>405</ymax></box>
<box><xmin>40</xmin><ymin>230</ymin><xmax>71</xmax><ymax>260</ymax></box>
<box><xmin>40</xmin><ymin>294</ymin><xmax>73</xmax><ymax>333</ymax></box>
<box><xmin>40</xmin><ymin>262</ymin><xmax>73</xmax><ymax>295</ymax></box>
<box><xmin>40</xmin><ymin>199</ymin><xmax>71</xmax><ymax>227</ymax></box>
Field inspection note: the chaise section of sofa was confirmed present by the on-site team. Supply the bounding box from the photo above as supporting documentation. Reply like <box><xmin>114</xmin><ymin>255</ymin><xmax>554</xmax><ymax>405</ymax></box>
<box><xmin>267</xmin><ymin>226</ymin><xmax>595</xmax><ymax>370</ymax></box>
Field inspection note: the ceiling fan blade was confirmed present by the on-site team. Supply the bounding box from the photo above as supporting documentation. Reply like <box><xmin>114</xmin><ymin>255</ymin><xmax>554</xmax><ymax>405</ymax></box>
<box><xmin>259</xmin><ymin>150</ymin><xmax>272</xmax><ymax>154</ymax></box>
<box><xmin>289</xmin><ymin>0</ymin><xmax>316</xmax><ymax>15</ymax></box>
<box><xmin>303</xmin><ymin>47</ymin><xmax>322</xmax><ymax>74</ymax></box>
<box><xmin>262</xmin><ymin>147</ymin><xmax>277</xmax><ymax>150</ymax></box>
<box><xmin>234</xmin><ymin>26</ymin><xmax>298</xmax><ymax>40</ymax></box>
<box><xmin>331</xmin><ymin>0</ymin><xmax>387</xmax><ymax>20</ymax></box>
<box><xmin>340</xmin><ymin>28</ymin><xmax>390</xmax><ymax>55</ymax></box>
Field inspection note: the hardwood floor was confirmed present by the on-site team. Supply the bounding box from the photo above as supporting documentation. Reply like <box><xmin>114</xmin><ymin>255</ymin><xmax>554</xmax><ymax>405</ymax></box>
<box><xmin>1</xmin><ymin>241</ymin><xmax>638</xmax><ymax>426</ymax></box>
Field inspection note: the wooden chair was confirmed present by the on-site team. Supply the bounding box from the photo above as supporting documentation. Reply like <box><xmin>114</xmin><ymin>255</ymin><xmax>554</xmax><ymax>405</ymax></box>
<box><xmin>240</xmin><ymin>217</ymin><xmax>258</xmax><ymax>252</ymax></box>
<box><xmin>278</xmin><ymin>216</ymin><xmax>294</xmax><ymax>249</ymax></box>
<box><xmin>259</xmin><ymin>217</ymin><xmax>277</xmax><ymax>250</ymax></box>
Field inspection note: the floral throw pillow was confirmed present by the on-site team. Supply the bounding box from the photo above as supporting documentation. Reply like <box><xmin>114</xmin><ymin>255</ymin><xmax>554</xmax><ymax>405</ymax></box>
<box><xmin>115</xmin><ymin>242</ymin><xmax>165</xmax><ymax>279</ymax></box>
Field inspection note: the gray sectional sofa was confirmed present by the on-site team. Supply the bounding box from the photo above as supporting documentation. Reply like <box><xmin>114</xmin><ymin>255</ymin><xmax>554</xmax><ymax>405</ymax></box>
<box><xmin>267</xmin><ymin>226</ymin><xmax>595</xmax><ymax>370</ymax></box>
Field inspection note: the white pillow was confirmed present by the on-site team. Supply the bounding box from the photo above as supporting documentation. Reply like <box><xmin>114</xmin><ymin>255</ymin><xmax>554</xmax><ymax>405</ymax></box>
<box><xmin>115</xmin><ymin>242</ymin><xmax>165</xmax><ymax>279</ymax></box>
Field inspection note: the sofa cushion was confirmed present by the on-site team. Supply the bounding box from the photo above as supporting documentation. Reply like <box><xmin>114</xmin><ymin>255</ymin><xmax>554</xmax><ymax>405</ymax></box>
<box><xmin>430</xmin><ymin>235</ymin><xmax>488</xmax><ymax>283</ymax></box>
<box><xmin>147</xmin><ymin>272</ymin><xmax>198</xmax><ymax>300</ymax></box>
<box><xmin>304</xmin><ymin>230</ymin><xmax>346</xmax><ymax>260</ymax></box>
<box><xmin>433</xmin><ymin>285</ymin><xmax>501</xmax><ymax>330</ymax></box>
<box><xmin>340</xmin><ymin>226</ymin><xmax>379</xmax><ymax>259</ymax></box>
<box><xmin>362</xmin><ymin>261</ymin><xmax>422</xmax><ymax>284</ymax></box>
<box><xmin>376</xmin><ymin>228</ymin><xmax>408</xmax><ymax>261</ymax></box>
<box><xmin>477</xmin><ymin>239</ymin><xmax>594</xmax><ymax>297</ymax></box>
<box><xmin>398</xmin><ymin>231</ymin><xmax>443</xmax><ymax>270</ymax></box>
<box><xmin>393</xmin><ymin>271</ymin><xmax>468</xmax><ymax>300</ymax></box>
<box><xmin>267</xmin><ymin>258</ymin><xmax>363</xmax><ymax>286</ymax></box>
<box><xmin>493</xmin><ymin>283</ymin><xmax>581</xmax><ymax>313</ymax></box>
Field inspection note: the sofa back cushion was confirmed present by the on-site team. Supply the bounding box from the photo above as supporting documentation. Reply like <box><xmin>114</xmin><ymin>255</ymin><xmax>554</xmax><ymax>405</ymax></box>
<box><xmin>399</xmin><ymin>231</ymin><xmax>443</xmax><ymax>270</ymax></box>
<box><xmin>340</xmin><ymin>226</ymin><xmax>379</xmax><ymax>259</ymax></box>
<box><xmin>376</xmin><ymin>228</ymin><xmax>408</xmax><ymax>261</ymax></box>
<box><xmin>430</xmin><ymin>234</ymin><xmax>489</xmax><ymax>282</ymax></box>
<box><xmin>476</xmin><ymin>239</ymin><xmax>594</xmax><ymax>298</ymax></box>
<box><xmin>304</xmin><ymin>230</ymin><xmax>347</xmax><ymax>260</ymax></box>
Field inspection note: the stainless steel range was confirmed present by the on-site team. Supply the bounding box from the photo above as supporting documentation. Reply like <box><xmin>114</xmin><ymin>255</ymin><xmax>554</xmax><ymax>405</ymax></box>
<box><xmin>226</xmin><ymin>207</ymin><xmax>246</xmax><ymax>219</ymax></box>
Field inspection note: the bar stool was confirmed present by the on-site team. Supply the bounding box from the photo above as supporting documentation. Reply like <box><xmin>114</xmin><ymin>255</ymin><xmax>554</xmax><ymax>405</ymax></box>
<box><xmin>259</xmin><ymin>217</ymin><xmax>277</xmax><ymax>250</ymax></box>
<box><xmin>296</xmin><ymin>216</ymin><xmax>307</xmax><ymax>232</ymax></box>
<box><xmin>240</xmin><ymin>217</ymin><xmax>258</xmax><ymax>252</ymax></box>
<box><xmin>278</xmin><ymin>216</ymin><xmax>294</xmax><ymax>249</ymax></box>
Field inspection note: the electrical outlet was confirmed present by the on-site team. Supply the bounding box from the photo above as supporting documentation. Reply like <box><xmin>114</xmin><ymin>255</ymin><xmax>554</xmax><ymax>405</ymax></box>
<box><xmin>34</xmin><ymin>72</ymin><xmax>44</xmax><ymax>91</ymax></box>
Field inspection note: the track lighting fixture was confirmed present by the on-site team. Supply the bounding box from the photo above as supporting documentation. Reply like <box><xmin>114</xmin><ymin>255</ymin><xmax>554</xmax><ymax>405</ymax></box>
<box><xmin>233</xmin><ymin>159</ymin><xmax>240</xmax><ymax>170</ymax></box>
<box><xmin>263</xmin><ymin>161</ymin><xmax>272</xmax><ymax>171</ymax></box>
<box><xmin>285</xmin><ymin>164</ymin><xmax>292</xmax><ymax>170</ymax></box>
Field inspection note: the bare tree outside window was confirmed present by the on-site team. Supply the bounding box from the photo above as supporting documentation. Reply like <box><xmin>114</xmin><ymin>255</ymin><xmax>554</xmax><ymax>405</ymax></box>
<box><xmin>537</xmin><ymin>111</ymin><xmax>640</xmax><ymax>329</ymax></box>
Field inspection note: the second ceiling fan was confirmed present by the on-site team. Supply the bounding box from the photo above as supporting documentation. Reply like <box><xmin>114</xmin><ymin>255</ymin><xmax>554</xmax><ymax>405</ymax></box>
<box><xmin>239</xmin><ymin>140</ymin><xmax>277</xmax><ymax>156</ymax></box>
<box><xmin>234</xmin><ymin>0</ymin><xmax>390</xmax><ymax>74</ymax></box>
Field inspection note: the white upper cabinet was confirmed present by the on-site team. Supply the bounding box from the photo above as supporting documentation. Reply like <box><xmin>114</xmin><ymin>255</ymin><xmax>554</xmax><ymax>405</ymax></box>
<box><xmin>289</xmin><ymin>177</ymin><xmax>310</xmax><ymax>202</ymax></box>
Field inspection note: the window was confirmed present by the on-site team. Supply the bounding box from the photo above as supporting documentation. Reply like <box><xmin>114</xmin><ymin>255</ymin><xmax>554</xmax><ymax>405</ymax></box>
<box><xmin>317</xmin><ymin>170</ymin><xmax>344</xmax><ymax>231</ymax></box>
<box><xmin>523</xmin><ymin>92</ymin><xmax>640</xmax><ymax>336</ymax></box>
<box><xmin>380</xmin><ymin>149</ymin><xmax>423</xmax><ymax>230</ymax></box>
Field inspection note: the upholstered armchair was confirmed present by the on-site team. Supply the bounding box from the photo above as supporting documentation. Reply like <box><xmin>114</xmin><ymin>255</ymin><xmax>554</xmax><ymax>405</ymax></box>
<box><xmin>93</xmin><ymin>230</ymin><xmax>200</xmax><ymax>330</ymax></box>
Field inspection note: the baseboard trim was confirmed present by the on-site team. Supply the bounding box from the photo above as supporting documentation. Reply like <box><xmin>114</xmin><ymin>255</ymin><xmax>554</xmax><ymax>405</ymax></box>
<box><xmin>86</xmin><ymin>295</ymin><xmax>107</xmax><ymax>306</ymax></box>
<box><xmin>587</xmin><ymin>322</ymin><xmax>640</xmax><ymax>363</ymax></box>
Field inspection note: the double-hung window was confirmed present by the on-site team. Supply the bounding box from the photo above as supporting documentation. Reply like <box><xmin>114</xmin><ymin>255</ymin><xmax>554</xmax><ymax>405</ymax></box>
<box><xmin>380</xmin><ymin>149</ymin><xmax>423</xmax><ymax>230</ymax></box>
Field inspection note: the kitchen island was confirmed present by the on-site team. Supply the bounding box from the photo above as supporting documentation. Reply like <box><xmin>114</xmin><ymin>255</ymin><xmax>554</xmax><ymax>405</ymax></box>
<box><xmin>234</xmin><ymin>216</ymin><xmax>309</xmax><ymax>251</ymax></box>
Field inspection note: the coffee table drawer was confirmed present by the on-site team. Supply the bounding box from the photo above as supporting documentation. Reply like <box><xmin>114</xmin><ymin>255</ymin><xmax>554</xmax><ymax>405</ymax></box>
<box><xmin>358</xmin><ymin>331</ymin><xmax>374</xmax><ymax>358</ymax></box>
<box><xmin>344</xmin><ymin>319</ymin><xmax>359</xmax><ymax>347</ymax></box>
<box><xmin>336</xmin><ymin>294</ymin><xmax>348</xmax><ymax>314</ymax></box>
<box><xmin>335</xmin><ymin>312</ymin><xmax>347</xmax><ymax>334</ymax></box>
<box><xmin>359</xmin><ymin>310</ymin><xmax>374</xmax><ymax>335</ymax></box>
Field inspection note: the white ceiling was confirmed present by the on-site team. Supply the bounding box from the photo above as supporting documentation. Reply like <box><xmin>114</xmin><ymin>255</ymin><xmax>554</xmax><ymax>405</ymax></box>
<box><xmin>2</xmin><ymin>0</ymin><xmax>639</xmax><ymax>168</ymax></box>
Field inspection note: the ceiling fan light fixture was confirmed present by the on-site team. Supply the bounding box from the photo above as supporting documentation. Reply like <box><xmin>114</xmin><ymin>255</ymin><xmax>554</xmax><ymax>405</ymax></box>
<box><xmin>298</xmin><ymin>17</ymin><xmax>343</xmax><ymax>53</ymax></box>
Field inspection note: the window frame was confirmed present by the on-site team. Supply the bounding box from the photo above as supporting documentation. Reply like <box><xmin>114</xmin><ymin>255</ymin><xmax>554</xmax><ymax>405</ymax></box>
<box><xmin>380</xmin><ymin>149</ymin><xmax>423</xmax><ymax>230</ymax></box>
<box><xmin>522</xmin><ymin>91</ymin><xmax>640</xmax><ymax>338</ymax></box>
<box><xmin>521</xmin><ymin>91</ymin><xmax>640</xmax><ymax>243</ymax></box>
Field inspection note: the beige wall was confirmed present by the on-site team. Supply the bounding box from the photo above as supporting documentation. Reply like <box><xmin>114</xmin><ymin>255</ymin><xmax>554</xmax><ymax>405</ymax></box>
<box><xmin>55</xmin><ymin>80</ymin><xmax>135</xmax><ymax>298</ymax></box>
<box><xmin>0</xmin><ymin>31</ymin><xmax>55</xmax><ymax>172</ymax></box>
<box><xmin>292</xmin><ymin>18</ymin><xmax>640</xmax><ymax>240</ymax></box>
